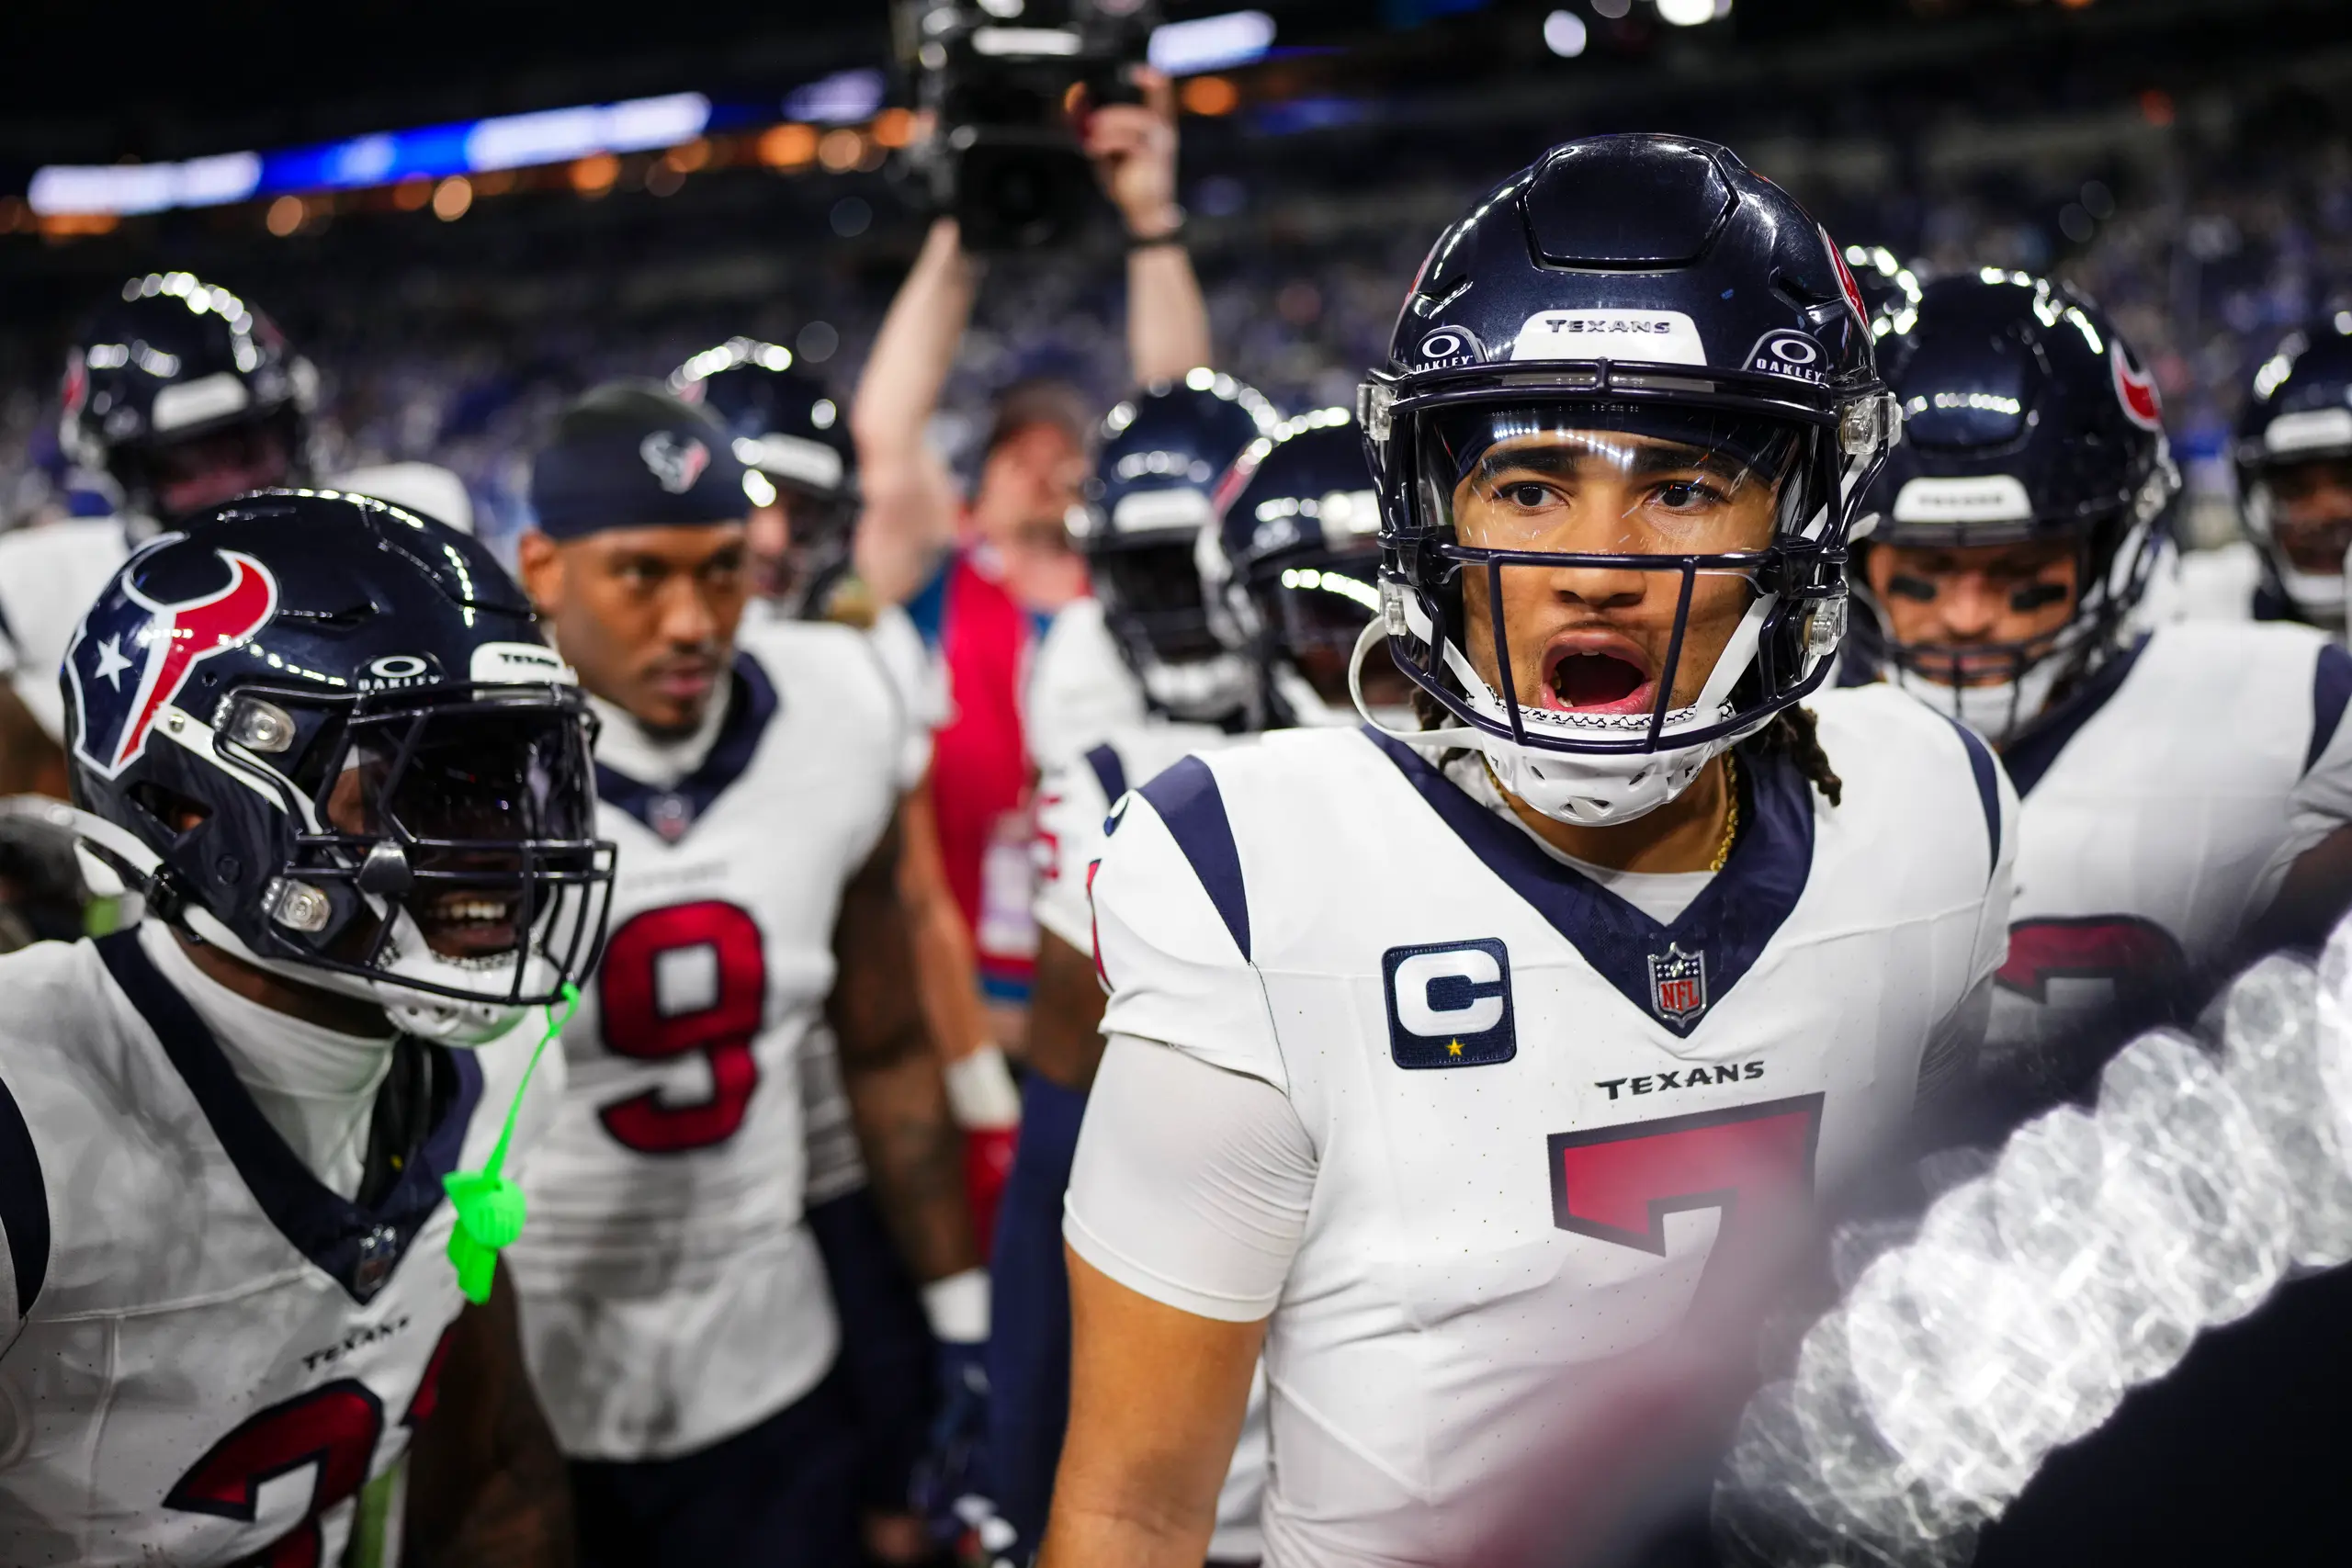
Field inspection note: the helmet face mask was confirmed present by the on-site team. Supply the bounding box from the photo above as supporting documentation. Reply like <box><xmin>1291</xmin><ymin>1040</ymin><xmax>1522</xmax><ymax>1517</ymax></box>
<box><xmin>1362</xmin><ymin>135</ymin><xmax>1896</xmax><ymax>823</ymax></box>
<box><xmin>63</xmin><ymin>491</ymin><xmax>616</xmax><ymax>1043</ymax></box>
<box><xmin>1081</xmin><ymin>375</ymin><xmax>1279</xmax><ymax>722</ymax></box>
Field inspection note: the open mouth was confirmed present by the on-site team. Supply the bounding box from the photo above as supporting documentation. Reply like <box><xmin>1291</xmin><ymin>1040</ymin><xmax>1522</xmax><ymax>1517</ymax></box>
<box><xmin>1539</xmin><ymin>636</ymin><xmax>1657</xmax><ymax>715</ymax></box>
<box><xmin>419</xmin><ymin>888</ymin><xmax>522</xmax><ymax>960</ymax></box>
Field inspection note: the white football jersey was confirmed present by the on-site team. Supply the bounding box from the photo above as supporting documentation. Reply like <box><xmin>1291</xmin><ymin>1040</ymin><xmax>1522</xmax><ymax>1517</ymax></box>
<box><xmin>1033</xmin><ymin>719</ymin><xmax>1233</xmax><ymax>955</ymax></box>
<box><xmin>1023</xmin><ymin>597</ymin><xmax>1148</xmax><ymax>773</ymax></box>
<box><xmin>0</xmin><ymin>929</ymin><xmax>558</xmax><ymax>1567</ymax></box>
<box><xmin>1031</xmin><ymin>716</ymin><xmax>1270</xmax><ymax>1562</ymax></box>
<box><xmin>0</xmin><ymin>468</ymin><xmax>474</xmax><ymax>745</ymax></box>
<box><xmin>508</xmin><ymin>620</ymin><xmax>908</xmax><ymax>1461</ymax></box>
<box><xmin>1990</xmin><ymin>621</ymin><xmax>2352</xmax><ymax>1068</ymax></box>
<box><xmin>1082</xmin><ymin>688</ymin><xmax>2014</xmax><ymax>1566</ymax></box>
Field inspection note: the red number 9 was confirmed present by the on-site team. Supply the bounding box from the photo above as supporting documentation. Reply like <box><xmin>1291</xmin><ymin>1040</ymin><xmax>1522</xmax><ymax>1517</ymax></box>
<box><xmin>595</xmin><ymin>901</ymin><xmax>767</xmax><ymax>1155</ymax></box>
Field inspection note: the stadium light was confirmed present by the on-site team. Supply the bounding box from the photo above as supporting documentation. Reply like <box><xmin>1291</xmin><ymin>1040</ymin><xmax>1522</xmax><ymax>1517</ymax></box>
<box><xmin>1148</xmin><ymin>10</ymin><xmax>1277</xmax><ymax>75</ymax></box>
<box><xmin>1543</xmin><ymin>9</ymin><xmax>1589</xmax><ymax>55</ymax></box>
<box><xmin>784</xmin><ymin>69</ymin><xmax>888</xmax><ymax>125</ymax></box>
<box><xmin>1657</xmin><ymin>0</ymin><xmax>1716</xmax><ymax>27</ymax></box>
<box><xmin>27</xmin><ymin>92</ymin><xmax>711</xmax><ymax>217</ymax></box>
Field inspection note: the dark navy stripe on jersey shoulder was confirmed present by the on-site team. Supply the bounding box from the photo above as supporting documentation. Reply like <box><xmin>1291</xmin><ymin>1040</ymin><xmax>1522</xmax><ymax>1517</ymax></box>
<box><xmin>2000</xmin><ymin>635</ymin><xmax>2149</xmax><ymax>798</ymax></box>
<box><xmin>1932</xmin><ymin>712</ymin><xmax>2004</xmax><ymax>878</ymax></box>
<box><xmin>96</xmin><ymin>931</ymin><xmax>482</xmax><ymax>1305</ymax></box>
<box><xmin>0</xmin><ymin>1067</ymin><xmax>50</xmax><ymax>1321</ymax></box>
<box><xmin>1083</xmin><ymin>744</ymin><xmax>1127</xmax><ymax>807</ymax></box>
<box><xmin>1136</xmin><ymin>755</ymin><xmax>1250</xmax><ymax>960</ymax></box>
<box><xmin>2307</xmin><ymin>643</ymin><xmax>2352</xmax><ymax>774</ymax></box>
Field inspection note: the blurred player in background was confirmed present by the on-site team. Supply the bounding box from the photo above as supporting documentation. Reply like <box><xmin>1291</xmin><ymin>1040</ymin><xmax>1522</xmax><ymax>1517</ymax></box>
<box><xmin>990</xmin><ymin>406</ymin><xmax>1403</xmax><ymax>1558</ymax></box>
<box><xmin>0</xmin><ymin>272</ymin><xmax>474</xmax><ymax>798</ymax></box>
<box><xmin>1023</xmin><ymin>371</ymin><xmax>1279</xmax><ymax>769</ymax></box>
<box><xmin>674</xmin><ymin>337</ymin><xmax>1017</xmax><ymax>1252</ymax></box>
<box><xmin>1041</xmin><ymin>134</ymin><xmax>2013</xmax><ymax>1568</ymax></box>
<box><xmin>2176</xmin><ymin>317</ymin><xmax>2352</xmax><ymax>632</ymax></box>
<box><xmin>1845</xmin><ymin>275</ymin><xmax>2352</xmax><ymax>1121</ymax></box>
<box><xmin>0</xmin><ymin>491</ymin><xmax>604</xmax><ymax>1565</ymax></box>
<box><xmin>508</xmin><ymin>384</ymin><xmax>981</xmax><ymax>1566</ymax></box>
<box><xmin>851</xmin><ymin>65</ymin><xmax>1212</xmax><ymax>1051</ymax></box>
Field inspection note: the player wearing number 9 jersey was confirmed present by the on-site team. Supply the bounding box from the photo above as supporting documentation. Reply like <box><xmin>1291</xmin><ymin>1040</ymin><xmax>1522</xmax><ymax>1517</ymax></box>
<box><xmin>1040</xmin><ymin>136</ymin><xmax>2016</xmax><ymax>1568</ymax></box>
<box><xmin>1842</xmin><ymin>275</ymin><xmax>2352</xmax><ymax>1120</ymax></box>
<box><xmin>0</xmin><ymin>491</ymin><xmax>605</xmax><ymax>1565</ymax></box>
<box><xmin>507</xmin><ymin>386</ymin><xmax>982</xmax><ymax>1566</ymax></box>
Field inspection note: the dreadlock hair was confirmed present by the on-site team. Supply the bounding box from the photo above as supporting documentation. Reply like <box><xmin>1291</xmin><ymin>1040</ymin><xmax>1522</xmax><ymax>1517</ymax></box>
<box><xmin>1741</xmin><ymin>703</ymin><xmax>1843</xmax><ymax>807</ymax></box>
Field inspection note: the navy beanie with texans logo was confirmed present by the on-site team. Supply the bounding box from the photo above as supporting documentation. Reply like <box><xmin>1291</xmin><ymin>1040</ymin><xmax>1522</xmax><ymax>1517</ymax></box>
<box><xmin>529</xmin><ymin>380</ymin><xmax>752</xmax><ymax>539</ymax></box>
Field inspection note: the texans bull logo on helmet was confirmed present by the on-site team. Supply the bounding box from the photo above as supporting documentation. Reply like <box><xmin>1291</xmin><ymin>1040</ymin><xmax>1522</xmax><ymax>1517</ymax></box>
<box><xmin>66</xmin><ymin>544</ymin><xmax>278</xmax><ymax>778</ymax></box>
<box><xmin>2111</xmin><ymin>339</ymin><xmax>2165</xmax><ymax>432</ymax></box>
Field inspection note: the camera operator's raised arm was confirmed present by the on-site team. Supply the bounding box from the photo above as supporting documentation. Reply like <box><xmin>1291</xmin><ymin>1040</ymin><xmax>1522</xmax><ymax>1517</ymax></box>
<box><xmin>851</xmin><ymin>215</ymin><xmax>975</xmax><ymax>607</ymax></box>
<box><xmin>1085</xmin><ymin>67</ymin><xmax>1212</xmax><ymax>385</ymax></box>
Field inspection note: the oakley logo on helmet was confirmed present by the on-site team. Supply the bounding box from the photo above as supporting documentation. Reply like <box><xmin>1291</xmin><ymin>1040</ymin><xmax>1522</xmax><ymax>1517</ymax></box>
<box><xmin>2111</xmin><ymin>341</ymin><xmax>2164</xmax><ymax>432</ymax></box>
<box><xmin>1510</xmin><ymin>310</ymin><xmax>1708</xmax><ymax>367</ymax></box>
<box><xmin>69</xmin><ymin>547</ymin><xmax>278</xmax><ymax>778</ymax></box>
<box><xmin>1383</xmin><ymin>938</ymin><xmax>1517</xmax><ymax>1069</ymax></box>
<box><xmin>1416</xmin><ymin>326</ymin><xmax>1481</xmax><ymax>367</ymax></box>
<box><xmin>639</xmin><ymin>432</ymin><xmax>711</xmax><ymax>494</ymax></box>
<box><xmin>1748</xmin><ymin>331</ymin><xmax>1827</xmax><ymax>387</ymax></box>
<box><xmin>365</xmin><ymin>654</ymin><xmax>434</xmax><ymax>688</ymax></box>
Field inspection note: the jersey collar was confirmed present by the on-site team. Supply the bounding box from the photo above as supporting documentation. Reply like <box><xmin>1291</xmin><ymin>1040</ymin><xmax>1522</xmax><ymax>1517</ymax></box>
<box><xmin>95</xmin><ymin>930</ymin><xmax>482</xmax><ymax>1304</ymax></box>
<box><xmin>1998</xmin><ymin>634</ymin><xmax>2149</xmax><ymax>796</ymax></box>
<box><xmin>1363</xmin><ymin>728</ymin><xmax>1815</xmax><ymax>1035</ymax></box>
<box><xmin>594</xmin><ymin>650</ymin><xmax>780</xmax><ymax>842</ymax></box>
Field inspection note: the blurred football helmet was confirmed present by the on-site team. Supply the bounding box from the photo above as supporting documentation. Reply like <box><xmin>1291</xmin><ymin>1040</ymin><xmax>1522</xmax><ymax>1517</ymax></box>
<box><xmin>1076</xmin><ymin>371</ymin><xmax>1278</xmax><ymax>722</ymax></box>
<box><xmin>2236</xmin><ymin>319</ymin><xmax>2352</xmax><ymax>626</ymax></box>
<box><xmin>61</xmin><ymin>490</ymin><xmax>614</xmax><ymax>1043</ymax></box>
<box><xmin>1360</xmin><ymin>133</ymin><xmax>1898</xmax><ymax>826</ymax></box>
<box><xmin>671</xmin><ymin>338</ymin><xmax>857</xmax><ymax>616</ymax></box>
<box><xmin>1204</xmin><ymin>407</ymin><xmax>1395</xmax><ymax>728</ymax></box>
<box><xmin>1850</xmin><ymin>273</ymin><xmax>2178</xmax><ymax>742</ymax></box>
<box><xmin>61</xmin><ymin>272</ymin><xmax>316</xmax><ymax>532</ymax></box>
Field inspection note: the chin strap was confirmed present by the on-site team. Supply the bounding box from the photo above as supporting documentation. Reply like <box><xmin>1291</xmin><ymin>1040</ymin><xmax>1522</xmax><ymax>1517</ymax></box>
<box><xmin>444</xmin><ymin>983</ymin><xmax>579</xmax><ymax>1304</ymax></box>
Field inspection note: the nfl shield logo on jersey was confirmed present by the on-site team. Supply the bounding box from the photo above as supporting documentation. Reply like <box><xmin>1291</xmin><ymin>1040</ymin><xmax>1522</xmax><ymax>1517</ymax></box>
<box><xmin>1647</xmin><ymin>942</ymin><xmax>1709</xmax><ymax>1028</ymax></box>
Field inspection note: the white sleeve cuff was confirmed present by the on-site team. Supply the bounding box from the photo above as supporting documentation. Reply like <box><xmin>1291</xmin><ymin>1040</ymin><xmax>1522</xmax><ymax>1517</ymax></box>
<box><xmin>1061</xmin><ymin>1032</ymin><xmax>1313</xmax><ymax>1324</ymax></box>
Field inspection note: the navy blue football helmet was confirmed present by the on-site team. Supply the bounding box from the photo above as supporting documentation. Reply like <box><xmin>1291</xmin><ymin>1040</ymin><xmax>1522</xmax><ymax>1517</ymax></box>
<box><xmin>1361</xmin><ymin>133</ymin><xmax>1898</xmax><ymax>825</ymax></box>
<box><xmin>671</xmin><ymin>338</ymin><xmax>858</xmax><ymax>617</ymax></box>
<box><xmin>2236</xmin><ymin>319</ymin><xmax>2352</xmax><ymax>624</ymax></box>
<box><xmin>1205</xmin><ymin>408</ymin><xmax>1398</xmax><ymax>728</ymax></box>
<box><xmin>62</xmin><ymin>272</ymin><xmax>315</xmax><ymax>532</ymax></box>
<box><xmin>1850</xmin><ymin>273</ymin><xmax>2177</xmax><ymax>741</ymax></box>
<box><xmin>62</xmin><ymin>490</ymin><xmax>613</xmax><ymax>1043</ymax></box>
<box><xmin>1076</xmin><ymin>372</ymin><xmax>1278</xmax><ymax>721</ymax></box>
<box><xmin>1844</xmin><ymin>244</ymin><xmax>1926</xmax><ymax>338</ymax></box>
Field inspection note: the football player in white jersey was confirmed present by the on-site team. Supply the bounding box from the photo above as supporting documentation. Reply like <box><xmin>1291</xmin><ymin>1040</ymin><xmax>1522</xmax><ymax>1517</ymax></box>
<box><xmin>1024</xmin><ymin>372</ymin><xmax>1280</xmax><ymax>771</ymax></box>
<box><xmin>995</xmin><ymin>407</ymin><xmax>1405</xmax><ymax>1561</ymax></box>
<box><xmin>1842</xmin><ymin>274</ymin><xmax>2352</xmax><ymax>1118</ymax></box>
<box><xmin>2179</xmin><ymin>318</ymin><xmax>2352</xmax><ymax>630</ymax></box>
<box><xmin>507</xmin><ymin>384</ymin><xmax>985</xmax><ymax>1566</ymax></box>
<box><xmin>672</xmin><ymin>339</ymin><xmax>1019</xmax><ymax>1258</ymax></box>
<box><xmin>1040</xmin><ymin>134</ymin><xmax>2015</xmax><ymax>1568</ymax></box>
<box><xmin>0</xmin><ymin>272</ymin><xmax>473</xmax><ymax>797</ymax></box>
<box><xmin>0</xmin><ymin>490</ymin><xmax>613</xmax><ymax>1565</ymax></box>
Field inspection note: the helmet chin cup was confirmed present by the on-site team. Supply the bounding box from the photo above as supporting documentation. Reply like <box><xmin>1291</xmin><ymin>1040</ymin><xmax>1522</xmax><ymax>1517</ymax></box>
<box><xmin>1346</xmin><ymin>615</ymin><xmax>1750</xmax><ymax>827</ymax></box>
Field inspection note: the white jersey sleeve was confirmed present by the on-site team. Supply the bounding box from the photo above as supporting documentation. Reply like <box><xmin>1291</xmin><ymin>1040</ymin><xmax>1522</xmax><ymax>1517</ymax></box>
<box><xmin>2256</xmin><ymin>642</ymin><xmax>2352</xmax><ymax>907</ymax></box>
<box><xmin>1089</xmin><ymin>758</ymin><xmax>1284</xmax><ymax>1089</ymax></box>
<box><xmin>1024</xmin><ymin>597</ymin><xmax>1148</xmax><ymax>773</ymax></box>
<box><xmin>1064</xmin><ymin>1032</ymin><xmax>1314</xmax><ymax>1322</ymax></box>
<box><xmin>0</xmin><ymin>518</ymin><xmax>134</xmax><ymax>742</ymax></box>
<box><xmin>868</xmin><ymin>604</ymin><xmax>947</xmax><ymax>791</ymax></box>
<box><xmin>1032</xmin><ymin>750</ymin><xmax>1118</xmax><ymax>953</ymax></box>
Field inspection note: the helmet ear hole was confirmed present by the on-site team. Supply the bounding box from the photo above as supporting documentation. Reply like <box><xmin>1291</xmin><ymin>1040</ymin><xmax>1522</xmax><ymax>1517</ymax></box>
<box><xmin>127</xmin><ymin>783</ymin><xmax>209</xmax><ymax>838</ymax></box>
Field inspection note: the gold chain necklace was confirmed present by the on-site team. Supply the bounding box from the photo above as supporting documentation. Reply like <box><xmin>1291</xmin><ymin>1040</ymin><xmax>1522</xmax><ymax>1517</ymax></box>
<box><xmin>1478</xmin><ymin>751</ymin><xmax>1740</xmax><ymax>872</ymax></box>
<box><xmin>1709</xmin><ymin>752</ymin><xmax>1740</xmax><ymax>874</ymax></box>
